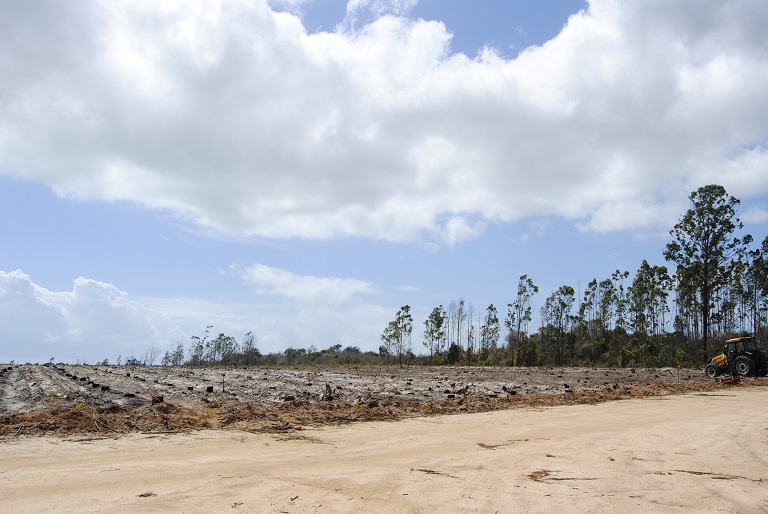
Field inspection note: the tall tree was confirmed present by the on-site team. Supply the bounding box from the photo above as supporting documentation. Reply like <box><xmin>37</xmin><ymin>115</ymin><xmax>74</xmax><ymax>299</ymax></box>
<box><xmin>745</xmin><ymin>236</ymin><xmax>768</xmax><ymax>337</ymax></box>
<box><xmin>217</xmin><ymin>333</ymin><xmax>239</xmax><ymax>365</ymax></box>
<box><xmin>611</xmin><ymin>270</ymin><xmax>630</xmax><ymax>351</ymax></box>
<box><xmin>540</xmin><ymin>285</ymin><xmax>575</xmax><ymax>365</ymax></box>
<box><xmin>579</xmin><ymin>279</ymin><xmax>599</xmax><ymax>366</ymax></box>
<box><xmin>505</xmin><ymin>275</ymin><xmax>538</xmax><ymax>364</ymax></box>
<box><xmin>171</xmin><ymin>341</ymin><xmax>185</xmax><ymax>366</ymax></box>
<box><xmin>241</xmin><ymin>331</ymin><xmax>260</xmax><ymax>365</ymax></box>
<box><xmin>664</xmin><ymin>185</ymin><xmax>751</xmax><ymax>355</ymax></box>
<box><xmin>423</xmin><ymin>305</ymin><xmax>448</xmax><ymax>363</ymax></box>
<box><xmin>381</xmin><ymin>305</ymin><xmax>413</xmax><ymax>366</ymax></box>
<box><xmin>598</xmin><ymin>278</ymin><xmax>615</xmax><ymax>333</ymax></box>
<box><xmin>629</xmin><ymin>260</ymin><xmax>671</xmax><ymax>339</ymax></box>
<box><xmin>466</xmin><ymin>302</ymin><xmax>476</xmax><ymax>355</ymax></box>
<box><xmin>189</xmin><ymin>325</ymin><xmax>212</xmax><ymax>366</ymax></box>
<box><xmin>480</xmin><ymin>304</ymin><xmax>500</xmax><ymax>351</ymax></box>
<box><xmin>455</xmin><ymin>298</ymin><xmax>467</xmax><ymax>352</ymax></box>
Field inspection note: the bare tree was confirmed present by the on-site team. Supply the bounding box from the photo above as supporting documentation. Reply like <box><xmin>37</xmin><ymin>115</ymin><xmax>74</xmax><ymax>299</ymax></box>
<box><xmin>143</xmin><ymin>342</ymin><xmax>160</xmax><ymax>366</ymax></box>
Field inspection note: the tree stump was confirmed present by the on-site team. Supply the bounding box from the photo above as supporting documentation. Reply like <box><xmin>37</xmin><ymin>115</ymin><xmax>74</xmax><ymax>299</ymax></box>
<box><xmin>322</xmin><ymin>383</ymin><xmax>333</xmax><ymax>401</ymax></box>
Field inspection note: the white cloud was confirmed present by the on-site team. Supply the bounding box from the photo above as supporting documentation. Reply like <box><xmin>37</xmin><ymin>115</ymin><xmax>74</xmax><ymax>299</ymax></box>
<box><xmin>0</xmin><ymin>270</ymin><xmax>184</xmax><ymax>362</ymax></box>
<box><xmin>0</xmin><ymin>270</ymin><xmax>68</xmax><ymax>353</ymax></box>
<box><xmin>742</xmin><ymin>206</ymin><xmax>768</xmax><ymax>225</ymax></box>
<box><xmin>235</xmin><ymin>263</ymin><xmax>378</xmax><ymax>303</ymax></box>
<box><xmin>575</xmin><ymin>197</ymin><xmax>685</xmax><ymax>234</ymax></box>
<box><xmin>0</xmin><ymin>269</ymin><xmax>390</xmax><ymax>363</ymax></box>
<box><xmin>1</xmin><ymin>0</ymin><xmax>767</xmax><ymax>245</ymax></box>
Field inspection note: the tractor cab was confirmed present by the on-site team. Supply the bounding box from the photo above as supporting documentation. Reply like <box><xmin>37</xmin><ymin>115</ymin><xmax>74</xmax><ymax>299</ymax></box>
<box><xmin>724</xmin><ymin>338</ymin><xmax>754</xmax><ymax>361</ymax></box>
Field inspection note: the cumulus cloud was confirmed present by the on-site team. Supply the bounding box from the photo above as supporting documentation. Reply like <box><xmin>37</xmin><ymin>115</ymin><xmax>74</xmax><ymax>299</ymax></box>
<box><xmin>0</xmin><ymin>269</ymin><xmax>388</xmax><ymax>362</ymax></box>
<box><xmin>1</xmin><ymin>0</ymin><xmax>767</xmax><ymax>245</ymax></box>
<box><xmin>235</xmin><ymin>263</ymin><xmax>378</xmax><ymax>303</ymax></box>
<box><xmin>0</xmin><ymin>270</ymin><xmax>184</xmax><ymax>362</ymax></box>
<box><xmin>0</xmin><ymin>270</ymin><xmax>68</xmax><ymax>351</ymax></box>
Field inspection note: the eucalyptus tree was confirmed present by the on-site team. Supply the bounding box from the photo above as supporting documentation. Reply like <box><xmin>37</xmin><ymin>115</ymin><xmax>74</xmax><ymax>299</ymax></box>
<box><xmin>597</xmin><ymin>278</ymin><xmax>615</xmax><ymax>333</ymax></box>
<box><xmin>540</xmin><ymin>285</ymin><xmax>576</xmax><ymax>365</ymax></box>
<box><xmin>581</xmin><ymin>279</ymin><xmax>599</xmax><ymax>339</ymax></box>
<box><xmin>381</xmin><ymin>305</ymin><xmax>413</xmax><ymax>366</ymax></box>
<box><xmin>466</xmin><ymin>302</ymin><xmax>477</xmax><ymax>356</ymax></box>
<box><xmin>170</xmin><ymin>341</ymin><xmax>185</xmax><ymax>366</ymax></box>
<box><xmin>713</xmin><ymin>260</ymin><xmax>746</xmax><ymax>335</ymax></box>
<box><xmin>629</xmin><ymin>261</ymin><xmax>671</xmax><ymax>339</ymax></box>
<box><xmin>672</xmin><ymin>272</ymin><xmax>700</xmax><ymax>341</ymax></box>
<box><xmin>744</xmin><ymin>236</ymin><xmax>768</xmax><ymax>337</ymax></box>
<box><xmin>189</xmin><ymin>336</ymin><xmax>203</xmax><ymax>365</ymax></box>
<box><xmin>505</xmin><ymin>275</ymin><xmax>538</xmax><ymax>363</ymax></box>
<box><xmin>381</xmin><ymin>321</ymin><xmax>397</xmax><ymax>363</ymax></box>
<box><xmin>452</xmin><ymin>298</ymin><xmax>467</xmax><ymax>352</ymax></box>
<box><xmin>423</xmin><ymin>305</ymin><xmax>448</xmax><ymax>363</ymax></box>
<box><xmin>479</xmin><ymin>304</ymin><xmax>501</xmax><ymax>351</ymax></box>
<box><xmin>664</xmin><ymin>185</ymin><xmax>752</xmax><ymax>354</ymax></box>
<box><xmin>611</xmin><ymin>270</ymin><xmax>630</xmax><ymax>338</ymax></box>
<box><xmin>217</xmin><ymin>333</ymin><xmax>239</xmax><ymax>365</ymax></box>
<box><xmin>627</xmin><ymin>261</ymin><xmax>671</xmax><ymax>366</ymax></box>
<box><xmin>205</xmin><ymin>334</ymin><xmax>220</xmax><ymax>364</ymax></box>
<box><xmin>579</xmin><ymin>279</ymin><xmax>600</xmax><ymax>365</ymax></box>
<box><xmin>241</xmin><ymin>331</ymin><xmax>260</xmax><ymax>365</ymax></box>
<box><xmin>161</xmin><ymin>345</ymin><xmax>183</xmax><ymax>366</ymax></box>
<box><xmin>189</xmin><ymin>325</ymin><xmax>213</xmax><ymax>365</ymax></box>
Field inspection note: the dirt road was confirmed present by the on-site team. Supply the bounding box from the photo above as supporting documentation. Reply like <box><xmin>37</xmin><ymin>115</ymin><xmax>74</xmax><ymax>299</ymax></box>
<box><xmin>2</xmin><ymin>387</ymin><xmax>767</xmax><ymax>513</ymax></box>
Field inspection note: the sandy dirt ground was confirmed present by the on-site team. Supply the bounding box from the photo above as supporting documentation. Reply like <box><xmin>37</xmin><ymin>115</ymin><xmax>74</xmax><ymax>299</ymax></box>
<box><xmin>2</xmin><ymin>387</ymin><xmax>767</xmax><ymax>513</ymax></box>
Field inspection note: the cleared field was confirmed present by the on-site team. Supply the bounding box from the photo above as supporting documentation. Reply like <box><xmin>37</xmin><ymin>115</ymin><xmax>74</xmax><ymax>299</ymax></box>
<box><xmin>0</xmin><ymin>363</ymin><xmax>757</xmax><ymax>436</ymax></box>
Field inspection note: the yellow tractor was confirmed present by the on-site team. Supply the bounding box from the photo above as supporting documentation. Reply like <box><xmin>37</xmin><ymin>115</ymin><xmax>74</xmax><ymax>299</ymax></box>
<box><xmin>705</xmin><ymin>336</ymin><xmax>768</xmax><ymax>378</ymax></box>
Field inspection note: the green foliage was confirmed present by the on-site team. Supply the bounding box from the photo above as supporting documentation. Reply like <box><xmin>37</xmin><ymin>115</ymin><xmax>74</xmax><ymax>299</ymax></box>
<box><xmin>446</xmin><ymin>343</ymin><xmax>463</xmax><ymax>365</ymax></box>
<box><xmin>381</xmin><ymin>305</ymin><xmax>413</xmax><ymax>366</ymax></box>
<box><xmin>506</xmin><ymin>275</ymin><xmax>538</xmax><ymax>365</ymax></box>
<box><xmin>423</xmin><ymin>305</ymin><xmax>448</xmax><ymax>363</ymax></box>
<box><xmin>664</xmin><ymin>184</ymin><xmax>752</xmax><ymax>354</ymax></box>
<box><xmin>479</xmin><ymin>304</ymin><xmax>500</xmax><ymax>351</ymax></box>
<box><xmin>540</xmin><ymin>285</ymin><xmax>575</xmax><ymax>365</ymax></box>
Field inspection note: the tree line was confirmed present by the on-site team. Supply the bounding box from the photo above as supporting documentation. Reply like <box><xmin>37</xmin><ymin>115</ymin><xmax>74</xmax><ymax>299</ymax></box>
<box><xmin>379</xmin><ymin>185</ymin><xmax>767</xmax><ymax>368</ymax></box>
<box><xmin>125</xmin><ymin>184</ymin><xmax>764</xmax><ymax>369</ymax></box>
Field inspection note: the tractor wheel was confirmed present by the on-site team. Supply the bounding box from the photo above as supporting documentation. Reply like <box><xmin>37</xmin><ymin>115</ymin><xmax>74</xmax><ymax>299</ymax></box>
<box><xmin>705</xmin><ymin>364</ymin><xmax>720</xmax><ymax>378</ymax></box>
<box><xmin>733</xmin><ymin>356</ymin><xmax>756</xmax><ymax>377</ymax></box>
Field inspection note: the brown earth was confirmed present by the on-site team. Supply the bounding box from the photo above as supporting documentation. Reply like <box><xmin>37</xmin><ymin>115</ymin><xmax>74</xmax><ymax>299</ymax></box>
<box><xmin>0</xmin><ymin>363</ymin><xmax>763</xmax><ymax>437</ymax></box>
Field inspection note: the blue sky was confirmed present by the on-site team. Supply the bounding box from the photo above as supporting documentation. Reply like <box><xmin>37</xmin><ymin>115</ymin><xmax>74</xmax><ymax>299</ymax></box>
<box><xmin>1</xmin><ymin>0</ymin><xmax>767</xmax><ymax>363</ymax></box>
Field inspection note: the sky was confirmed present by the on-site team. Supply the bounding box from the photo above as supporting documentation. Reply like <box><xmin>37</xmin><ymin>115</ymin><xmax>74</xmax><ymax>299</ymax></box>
<box><xmin>1</xmin><ymin>0</ymin><xmax>767</xmax><ymax>364</ymax></box>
